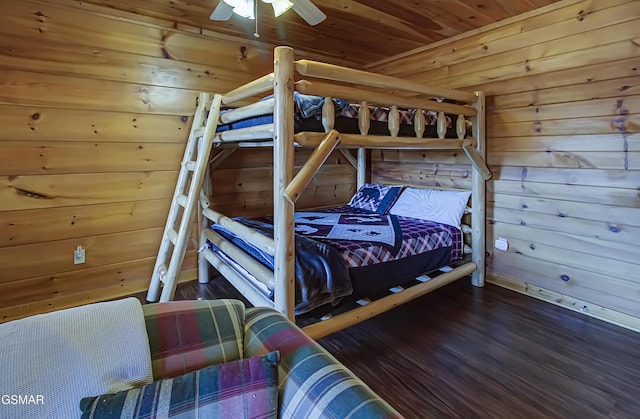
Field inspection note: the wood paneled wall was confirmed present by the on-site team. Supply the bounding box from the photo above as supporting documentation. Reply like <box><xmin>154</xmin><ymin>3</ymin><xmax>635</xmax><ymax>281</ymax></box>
<box><xmin>0</xmin><ymin>0</ymin><xmax>357</xmax><ymax>321</ymax></box>
<box><xmin>368</xmin><ymin>0</ymin><xmax>640</xmax><ymax>330</ymax></box>
<box><xmin>210</xmin><ymin>148</ymin><xmax>355</xmax><ymax>217</ymax></box>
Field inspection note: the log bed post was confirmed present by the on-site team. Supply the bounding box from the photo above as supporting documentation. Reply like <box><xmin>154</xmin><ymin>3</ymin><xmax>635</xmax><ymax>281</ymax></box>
<box><xmin>357</xmin><ymin>101</ymin><xmax>370</xmax><ymax>188</ymax></box>
<box><xmin>471</xmin><ymin>91</ymin><xmax>486</xmax><ymax>287</ymax></box>
<box><xmin>357</xmin><ymin>148</ymin><xmax>366</xmax><ymax>188</ymax></box>
<box><xmin>273</xmin><ymin>46</ymin><xmax>296</xmax><ymax>319</ymax></box>
<box><xmin>198</xmin><ymin>163</ymin><xmax>211</xmax><ymax>284</ymax></box>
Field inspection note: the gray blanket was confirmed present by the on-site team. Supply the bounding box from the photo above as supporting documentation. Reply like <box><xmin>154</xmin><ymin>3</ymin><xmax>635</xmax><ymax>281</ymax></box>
<box><xmin>212</xmin><ymin>218</ymin><xmax>353</xmax><ymax>315</ymax></box>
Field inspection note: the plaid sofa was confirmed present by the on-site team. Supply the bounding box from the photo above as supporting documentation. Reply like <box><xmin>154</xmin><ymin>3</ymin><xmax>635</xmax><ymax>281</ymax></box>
<box><xmin>143</xmin><ymin>299</ymin><xmax>402</xmax><ymax>418</ymax></box>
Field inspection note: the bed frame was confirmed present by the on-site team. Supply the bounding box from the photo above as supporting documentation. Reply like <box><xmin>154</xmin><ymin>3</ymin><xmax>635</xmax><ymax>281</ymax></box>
<box><xmin>151</xmin><ymin>46</ymin><xmax>490</xmax><ymax>339</ymax></box>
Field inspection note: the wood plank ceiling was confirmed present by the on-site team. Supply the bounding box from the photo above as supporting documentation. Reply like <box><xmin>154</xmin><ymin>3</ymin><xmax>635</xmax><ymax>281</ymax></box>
<box><xmin>78</xmin><ymin>0</ymin><xmax>562</xmax><ymax>65</ymax></box>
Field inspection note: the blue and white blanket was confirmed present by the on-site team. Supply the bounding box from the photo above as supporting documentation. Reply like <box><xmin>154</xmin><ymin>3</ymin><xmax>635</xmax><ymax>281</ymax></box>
<box><xmin>294</xmin><ymin>212</ymin><xmax>402</xmax><ymax>253</ymax></box>
<box><xmin>216</xmin><ymin>93</ymin><xmax>349</xmax><ymax>133</ymax></box>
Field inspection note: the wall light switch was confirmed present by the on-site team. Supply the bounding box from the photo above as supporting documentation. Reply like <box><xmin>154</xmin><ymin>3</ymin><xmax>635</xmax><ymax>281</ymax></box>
<box><xmin>74</xmin><ymin>245</ymin><xmax>86</xmax><ymax>264</ymax></box>
<box><xmin>495</xmin><ymin>238</ymin><xmax>509</xmax><ymax>251</ymax></box>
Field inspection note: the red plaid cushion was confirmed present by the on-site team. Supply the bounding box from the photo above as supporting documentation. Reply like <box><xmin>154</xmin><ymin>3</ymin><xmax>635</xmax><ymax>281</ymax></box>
<box><xmin>143</xmin><ymin>300</ymin><xmax>245</xmax><ymax>379</ymax></box>
<box><xmin>80</xmin><ymin>351</ymin><xmax>279</xmax><ymax>419</ymax></box>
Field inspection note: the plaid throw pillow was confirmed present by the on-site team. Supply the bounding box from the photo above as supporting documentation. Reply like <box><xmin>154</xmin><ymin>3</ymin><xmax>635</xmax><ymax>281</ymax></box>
<box><xmin>348</xmin><ymin>183</ymin><xmax>403</xmax><ymax>214</ymax></box>
<box><xmin>79</xmin><ymin>351</ymin><xmax>280</xmax><ymax>419</ymax></box>
<box><xmin>143</xmin><ymin>299</ymin><xmax>245</xmax><ymax>379</ymax></box>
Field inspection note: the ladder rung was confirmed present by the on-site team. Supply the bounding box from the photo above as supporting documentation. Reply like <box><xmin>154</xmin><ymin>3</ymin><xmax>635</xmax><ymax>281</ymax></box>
<box><xmin>184</xmin><ymin>161</ymin><xmax>197</xmax><ymax>171</ymax></box>
<box><xmin>167</xmin><ymin>228</ymin><xmax>178</xmax><ymax>245</ymax></box>
<box><xmin>176</xmin><ymin>194</ymin><xmax>189</xmax><ymax>208</ymax></box>
<box><xmin>193</xmin><ymin>127</ymin><xmax>205</xmax><ymax>137</ymax></box>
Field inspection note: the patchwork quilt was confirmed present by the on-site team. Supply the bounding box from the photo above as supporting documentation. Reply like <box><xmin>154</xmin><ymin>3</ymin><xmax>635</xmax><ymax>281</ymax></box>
<box><xmin>310</xmin><ymin>206</ymin><xmax>463</xmax><ymax>268</ymax></box>
<box><xmin>294</xmin><ymin>212</ymin><xmax>402</xmax><ymax>254</ymax></box>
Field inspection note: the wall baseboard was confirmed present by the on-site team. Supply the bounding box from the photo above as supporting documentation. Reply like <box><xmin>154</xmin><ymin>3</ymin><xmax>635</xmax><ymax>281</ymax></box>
<box><xmin>487</xmin><ymin>272</ymin><xmax>640</xmax><ymax>335</ymax></box>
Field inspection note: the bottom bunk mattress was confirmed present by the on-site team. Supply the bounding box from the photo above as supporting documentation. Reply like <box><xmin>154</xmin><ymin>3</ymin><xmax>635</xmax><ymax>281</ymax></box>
<box><xmin>208</xmin><ymin>206</ymin><xmax>463</xmax><ymax>315</ymax></box>
<box><xmin>305</xmin><ymin>206</ymin><xmax>462</xmax><ymax>298</ymax></box>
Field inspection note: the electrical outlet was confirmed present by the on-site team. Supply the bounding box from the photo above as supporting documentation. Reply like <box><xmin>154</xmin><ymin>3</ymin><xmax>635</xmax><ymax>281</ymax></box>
<box><xmin>495</xmin><ymin>238</ymin><xmax>509</xmax><ymax>251</ymax></box>
<box><xmin>74</xmin><ymin>246</ymin><xmax>85</xmax><ymax>264</ymax></box>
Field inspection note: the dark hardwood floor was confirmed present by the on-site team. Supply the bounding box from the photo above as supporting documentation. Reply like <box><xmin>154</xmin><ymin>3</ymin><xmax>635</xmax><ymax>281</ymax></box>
<box><xmin>156</xmin><ymin>277</ymin><xmax>640</xmax><ymax>418</ymax></box>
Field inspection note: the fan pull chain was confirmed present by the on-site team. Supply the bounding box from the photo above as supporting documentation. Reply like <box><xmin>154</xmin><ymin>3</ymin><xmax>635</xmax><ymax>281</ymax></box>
<box><xmin>254</xmin><ymin>0</ymin><xmax>260</xmax><ymax>37</ymax></box>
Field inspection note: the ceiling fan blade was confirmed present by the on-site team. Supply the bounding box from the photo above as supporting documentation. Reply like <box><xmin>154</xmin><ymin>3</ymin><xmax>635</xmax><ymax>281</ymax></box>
<box><xmin>291</xmin><ymin>0</ymin><xmax>326</xmax><ymax>26</ymax></box>
<box><xmin>210</xmin><ymin>1</ymin><xmax>235</xmax><ymax>21</ymax></box>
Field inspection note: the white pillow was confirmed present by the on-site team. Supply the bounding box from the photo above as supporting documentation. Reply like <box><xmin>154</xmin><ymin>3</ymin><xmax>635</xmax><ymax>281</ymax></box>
<box><xmin>389</xmin><ymin>188</ymin><xmax>471</xmax><ymax>228</ymax></box>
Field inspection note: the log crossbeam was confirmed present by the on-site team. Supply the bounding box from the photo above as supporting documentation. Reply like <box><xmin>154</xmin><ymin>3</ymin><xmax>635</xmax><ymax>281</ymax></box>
<box><xmin>204</xmin><ymin>229</ymin><xmax>274</xmax><ymax>290</ymax></box>
<box><xmin>462</xmin><ymin>139</ymin><xmax>492</xmax><ymax>181</ymax></box>
<box><xmin>202</xmin><ymin>207</ymin><xmax>275</xmax><ymax>256</ymax></box>
<box><xmin>200</xmin><ymin>248</ymin><xmax>274</xmax><ymax>308</ymax></box>
<box><xmin>339</xmin><ymin>149</ymin><xmax>358</xmax><ymax>169</ymax></box>
<box><xmin>303</xmin><ymin>262</ymin><xmax>477</xmax><ymax>339</ymax></box>
<box><xmin>295</xmin><ymin>132</ymin><xmax>467</xmax><ymax>149</ymax></box>
<box><xmin>220</xmin><ymin>99</ymin><xmax>274</xmax><ymax>124</ymax></box>
<box><xmin>284</xmin><ymin>129</ymin><xmax>341</xmax><ymax>204</ymax></box>
<box><xmin>222</xmin><ymin>73</ymin><xmax>274</xmax><ymax>105</ymax></box>
<box><xmin>294</xmin><ymin>59</ymin><xmax>476</xmax><ymax>103</ymax></box>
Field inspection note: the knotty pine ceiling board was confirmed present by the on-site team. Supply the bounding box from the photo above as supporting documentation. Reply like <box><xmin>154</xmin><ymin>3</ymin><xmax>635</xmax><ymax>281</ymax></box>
<box><xmin>76</xmin><ymin>0</ymin><xmax>563</xmax><ymax>65</ymax></box>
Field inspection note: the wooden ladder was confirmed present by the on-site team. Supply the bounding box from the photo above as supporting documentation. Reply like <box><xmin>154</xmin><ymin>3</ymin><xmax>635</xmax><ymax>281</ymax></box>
<box><xmin>147</xmin><ymin>92</ymin><xmax>222</xmax><ymax>302</ymax></box>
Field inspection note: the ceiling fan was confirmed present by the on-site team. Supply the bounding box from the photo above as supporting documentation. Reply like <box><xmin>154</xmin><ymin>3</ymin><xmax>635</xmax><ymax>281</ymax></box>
<box><xmin>210</xmin><ymin>0</ymin><xmax>327</xmax><ymax>26</ymax></box>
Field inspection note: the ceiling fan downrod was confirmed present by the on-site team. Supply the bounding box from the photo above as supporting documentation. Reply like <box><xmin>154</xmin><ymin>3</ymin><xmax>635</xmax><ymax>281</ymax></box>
<box><xmin>254</xmin><ymin>0</ymin><xmax>260</xmax><ymax>37</ymax></box>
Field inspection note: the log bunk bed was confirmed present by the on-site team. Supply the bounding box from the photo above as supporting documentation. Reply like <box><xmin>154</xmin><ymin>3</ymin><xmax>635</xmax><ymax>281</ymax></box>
<box><xmin>147</xmin><ymin>46</ymin><xmax>491</xmax><ymax>339</ymax></box>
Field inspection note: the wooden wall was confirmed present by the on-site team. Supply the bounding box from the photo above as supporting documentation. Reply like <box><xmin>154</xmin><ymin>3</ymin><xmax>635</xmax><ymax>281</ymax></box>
<box><xmin>368</xmin><ymin>0</ymin><xmax>640</xmax><ymax>329</ymax></box>
<box><xmin>210</xmin><ymin>148</ymin><xmax>355</xmax><ymax>218</ymax></box>
<box><xmin>0</xmin><ymin>0</ymin><xmax>357</xmax><ymax>321</ymax></box>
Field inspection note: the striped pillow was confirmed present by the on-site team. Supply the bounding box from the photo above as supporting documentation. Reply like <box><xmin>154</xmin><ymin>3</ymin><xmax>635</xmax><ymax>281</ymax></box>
<box><xmin>143</xmin><ymin>299</ymin><xmax>245</xmax><ymax>379</ymax></box>
<box><xmin>79</xmin><ymin>351</ymin><xmax>279</xmax><ymax>419</ymax></box>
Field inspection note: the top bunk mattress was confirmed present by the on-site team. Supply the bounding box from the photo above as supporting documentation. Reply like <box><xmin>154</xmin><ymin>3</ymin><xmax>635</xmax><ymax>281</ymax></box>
<box><xmin>216</xmin><ymin>93</ymin><xmax>458</xmax><ymax>138</ymax></box>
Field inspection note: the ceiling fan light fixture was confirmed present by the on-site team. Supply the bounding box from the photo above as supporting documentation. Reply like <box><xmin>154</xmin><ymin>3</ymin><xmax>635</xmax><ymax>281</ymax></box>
<box><xmin>211</xmin><ymin>0</ymin><xmax>325</xmax><ymax>26</ymax></box>
<box><xmin>222</xmin><ymin>0</ymin><xmax>255</xmax><ymax>19</ymax></box>
<box><xmin>262</xmin><ymin>0</ymin><xmax>294</xmax><ymax>17</ymax></box>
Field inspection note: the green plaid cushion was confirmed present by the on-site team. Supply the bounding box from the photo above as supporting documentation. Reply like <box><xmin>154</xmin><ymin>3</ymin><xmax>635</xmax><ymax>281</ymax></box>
<box><xmin>143</xmin><ymin>299</ymin><xmax>245</xmax><ymax>379</ymax></box>
<box><xmin>79</xmin><ymin>351</ymin><xmax>279</xmax><ymax>419</ymax></box>
<box><xmin>244</xmin><ymin>307</ymin><xmax>403</xmax><ymax>418</ymax></box>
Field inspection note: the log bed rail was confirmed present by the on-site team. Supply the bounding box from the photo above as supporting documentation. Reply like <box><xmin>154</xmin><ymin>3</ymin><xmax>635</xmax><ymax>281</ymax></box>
<box><xmin>181</xmin><ymin>46</ymin><xmax>487</xmax><ymax>339</ymax></box>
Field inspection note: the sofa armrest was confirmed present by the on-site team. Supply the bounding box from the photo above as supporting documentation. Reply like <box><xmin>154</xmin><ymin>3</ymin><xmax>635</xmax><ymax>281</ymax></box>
<box><xmin>244</xmin><ymin>307</ymin><xmax>402</xmax><ymax>418</ymax></box>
